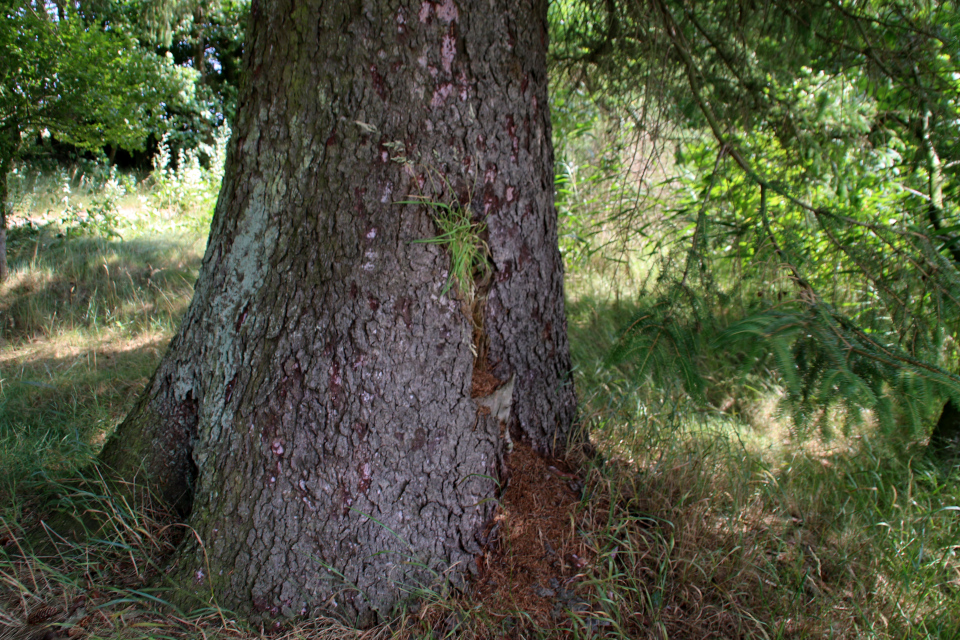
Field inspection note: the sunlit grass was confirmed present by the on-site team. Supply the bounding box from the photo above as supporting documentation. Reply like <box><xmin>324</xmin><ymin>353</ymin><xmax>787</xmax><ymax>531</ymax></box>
<box><xmin>1</xmin><ymin>166</ymin><xmax>207</xmax><ymax>494</ymax></box>
<box><xmin>1</xmin><ymin>167</ymin><xmax>958</xmax><ymax>639</ymax></box>
<box><xmin>2</xmin><ymin>232</ymin><xmax>201</xmax><ymax>339</ymax></box>
<box><xmin>0</xmin><ymin>331</ymin><xmax>169</xmax><ymax>484</ymax></box>
<box><xmin>0</xmin><ymin>164</ymin><xmax>216</xmax><ymax>638</ymax></box>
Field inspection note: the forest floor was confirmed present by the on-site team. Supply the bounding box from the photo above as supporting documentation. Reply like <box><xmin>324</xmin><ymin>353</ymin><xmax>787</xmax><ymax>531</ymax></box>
<box><xmin>2</xmin><ymin>190</ymin><xmax>960</xmax><ymax>639</ymax></box>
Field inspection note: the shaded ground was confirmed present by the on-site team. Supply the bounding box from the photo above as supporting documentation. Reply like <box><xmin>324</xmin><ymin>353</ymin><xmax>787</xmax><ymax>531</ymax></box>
<box><xmin>473</xmin><ymin>442</ymin><xmax>593</xmax><ymax>633</ymax></box>
<box><xmin>0</xmin><ymin>441</ymin><xmax>597</xmax><ymax>640</ymax></box>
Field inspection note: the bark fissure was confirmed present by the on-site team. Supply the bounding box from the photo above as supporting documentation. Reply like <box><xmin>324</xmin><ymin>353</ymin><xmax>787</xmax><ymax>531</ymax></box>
<box><xmin>103</xmin><ymin>0</ymin><xmax>575</xmax><ymax>624</ymax></box>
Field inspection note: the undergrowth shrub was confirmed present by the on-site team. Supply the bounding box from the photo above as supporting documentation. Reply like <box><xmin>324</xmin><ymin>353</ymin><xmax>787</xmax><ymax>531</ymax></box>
<box><xmin>147</xmin><ymin>126</ymin><xmax>229</xmax><ymax>231</ymax></box>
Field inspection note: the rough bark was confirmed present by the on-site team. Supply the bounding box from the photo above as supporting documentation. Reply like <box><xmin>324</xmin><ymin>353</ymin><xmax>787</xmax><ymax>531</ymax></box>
<box><xmin>101</xmin><ymin>0</ymin><xmax>576</xmax><ymax>626</ymax></box>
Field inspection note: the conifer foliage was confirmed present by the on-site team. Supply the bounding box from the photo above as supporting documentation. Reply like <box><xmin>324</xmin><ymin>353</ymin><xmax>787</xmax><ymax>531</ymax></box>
<box><xmin>557</xmin><ymin>0</ymin><xmax>960</xmax><ymax>441</ymax></box>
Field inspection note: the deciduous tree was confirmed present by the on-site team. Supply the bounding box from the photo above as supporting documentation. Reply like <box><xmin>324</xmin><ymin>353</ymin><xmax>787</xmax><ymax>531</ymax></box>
<box><xmin>0</xmin><ymin>0</ymin><xmax>176</xmax><ymax>279</ymax></box>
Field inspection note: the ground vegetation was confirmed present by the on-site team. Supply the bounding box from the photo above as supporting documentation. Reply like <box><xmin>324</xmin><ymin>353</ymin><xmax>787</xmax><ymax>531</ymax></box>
<box><xmin>1</xmin><ymin>0</ymin><xmax>960</xmax><ymax>638</ymax></box>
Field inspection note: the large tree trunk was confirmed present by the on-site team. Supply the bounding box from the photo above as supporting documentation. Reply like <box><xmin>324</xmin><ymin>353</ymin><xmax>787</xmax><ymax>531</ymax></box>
<box><xmin>101</xmin><ymin>0</ymin><xmax>576</xmax><ymax>625</ymax></box>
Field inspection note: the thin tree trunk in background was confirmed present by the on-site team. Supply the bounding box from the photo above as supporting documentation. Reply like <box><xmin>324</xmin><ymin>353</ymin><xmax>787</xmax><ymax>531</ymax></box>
<box><xmin>1</xmin><ymin>212</ymin><xmax>7</xmax><ymax>283</ymax></box>
<box><xmin>102</xmin><ymin>0</ymin><xmax>576</xmax><ymax>625</ymax></box>
<box><xmin>1</xmin><ymin>125</ymin><xmax>20</xmax><ymax>284</ymax></box>
<box><xmin>193</xmin><ymin>7</ymin><xmax>205</xmax><ymax>79</ymax></box>
<box><xmin>1</xmin><ymin>163</ymin><xmax>9</xmax><ymax>283</ymax></box>
<box><xmin>930</xmin><ymin>400</ymin><xmax>960</xmax><ymax>461</ymax></box>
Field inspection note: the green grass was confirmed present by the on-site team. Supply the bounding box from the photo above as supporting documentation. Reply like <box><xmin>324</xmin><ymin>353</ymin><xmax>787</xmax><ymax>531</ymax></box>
<box><xmin>1</xmin><ymin>162</ymin><xmax>208</xmax><ymax>494</ymax></box>
<box><xmin>0</xmin><ymin>232</ymin><xmax>203</xmax><ymax>486</ymax></box>
<box><xmin>1</xmin><ymin>165</ymin><xmax>959</xmax><ymax>639</ymax></box>
<box><xmin>563</xmin><ymin>263</ymin><xmax>960</xmax><ymax>639</ymax></box>
<box><xmin>0</xmin><ymin>162</ymin><xmax>217</xmax><ymax>640</ymax></box>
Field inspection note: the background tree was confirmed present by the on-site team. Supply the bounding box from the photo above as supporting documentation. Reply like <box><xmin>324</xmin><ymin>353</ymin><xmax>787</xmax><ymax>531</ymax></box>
<box><xmin>101</xmin><ymin>0</ymin><xmax>577</xmax><ymax>624</ymax></box>
<box><xmin>0</xmin><ymin>0</ymin><xmax>181</xmax><ymax>280</ymax></box>
<box><xmin>102</xmin><ymin>0</ymin><xmax>250</xmax><ymax>160</ymax></box>
<box><xmin>163</xmin><ymin>0</ymin><xmax>248</xmax><ymax>152</ymax></box>
<box><xmin>553</xmin><ymin>0</ymin><xmax>960</xmax><ymax>453</ymax></box>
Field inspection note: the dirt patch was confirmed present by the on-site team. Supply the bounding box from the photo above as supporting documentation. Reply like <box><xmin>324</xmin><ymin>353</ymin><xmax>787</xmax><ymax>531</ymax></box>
<box><xmin>472</xmin><ymin>441</ymin><xmax>593</xmax><ymax>633</ymax></box>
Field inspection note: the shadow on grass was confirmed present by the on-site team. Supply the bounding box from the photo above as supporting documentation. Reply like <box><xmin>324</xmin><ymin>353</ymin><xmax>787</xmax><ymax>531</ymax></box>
<box><xmin>565</xmin><ymin>282</ymin><xmax>960</xmax><ymax>638</ymax></box>
<box><xmin>1</xmin><ymin>329</ymin><xmax>170</xmax><ymax>487</ymax></box>
<box><xmin>1</xmin><ymin>228</ymin><xmax>201</xmax><ymax>343</ymax></box>
<box><xmin>565</xmin><ymin>293</ymin><xmax>643</xmax><ymax>387</ymax></box>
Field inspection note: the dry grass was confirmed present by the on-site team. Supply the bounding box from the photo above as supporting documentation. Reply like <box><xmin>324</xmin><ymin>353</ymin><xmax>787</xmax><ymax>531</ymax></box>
<box><xmin>1</xmin><ymin>231</ymin><xmax>200</xmax><ymax>343</ymax></box>
<box><xmin>0</xmin><ymin>471</ymin><xmax>183</xmax><ymax>640</ymax></box>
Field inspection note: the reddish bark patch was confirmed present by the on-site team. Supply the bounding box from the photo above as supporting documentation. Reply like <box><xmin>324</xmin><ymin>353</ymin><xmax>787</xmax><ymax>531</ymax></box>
<box><xmin>393</xmin><ymin>296</ymin><xmax>412</xmax><ymax>327</ymax></box>
<box><xmin>473</xmin><ymin>442</ymin><xmax>591</xmax><ymax>629</ymax></box>
<box><xmin>370</xmin><ymin>64</ymin><xmax>387</xmax><ymax>100</ymax></box>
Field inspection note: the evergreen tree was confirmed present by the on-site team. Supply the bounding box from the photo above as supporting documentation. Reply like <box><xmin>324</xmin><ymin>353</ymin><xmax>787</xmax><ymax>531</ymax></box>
<box><xmin>101</xmin><ymin>0</ymin><xmax>577</xmax><ymax>623</ymax></box>
<box><xmin>557</xmin><ymin>0</ymin><xmax>960</xmax><ymax>450</ymax></box>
